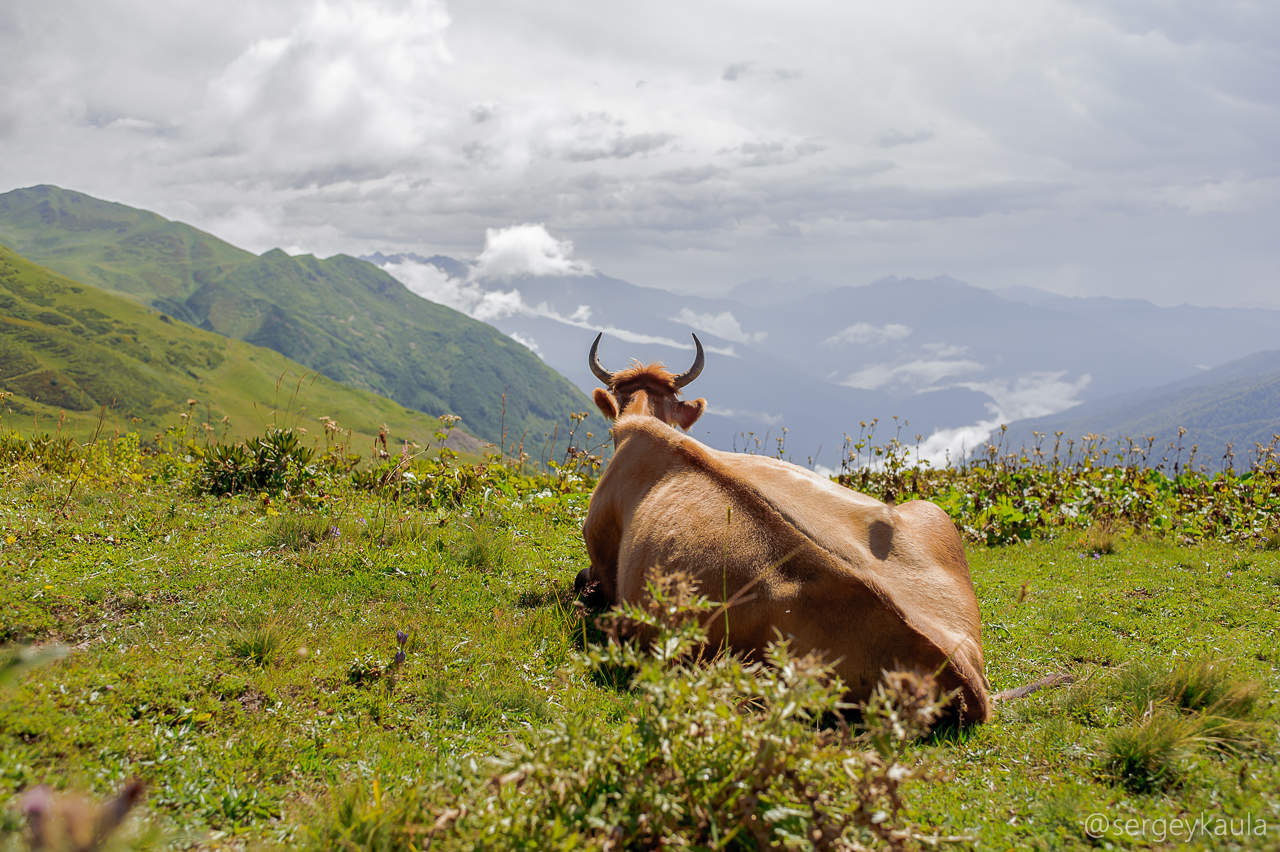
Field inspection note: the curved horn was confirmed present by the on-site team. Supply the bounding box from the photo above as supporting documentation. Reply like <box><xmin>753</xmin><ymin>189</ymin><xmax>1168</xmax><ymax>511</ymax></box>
<box><xmin>588</xmin><ymin>332</ymin><xmax>615</xmax><ymax>385</ymax></box>
<box><xmin>672</xmin><ymin>334</ymin><xmax>705</xmax><ymax>389</ymax></box>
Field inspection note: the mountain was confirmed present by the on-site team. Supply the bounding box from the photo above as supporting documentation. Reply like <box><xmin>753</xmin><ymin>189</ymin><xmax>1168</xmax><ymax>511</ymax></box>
<box><xmin>0</xmin><ymin>242</ymin><xmax>483</xmax><ymax>452</ymax></box>
<box><xmin>0</xmin><ymin>186</ymin><xmax>601</xmax><ymax>448</ymax></box>
<box><xmin>372</xmin><ymin>255</ymin><xmax>1273</xmax><ymax>464</ymax></box>
<box><xmin>1000</xmin><ymin>350</ymin><xmax>1280</xmax><ymax>463</ymax></box>
<box><xmin>1031</xmin><ymin>295</ymin><xmax>1280</xmax><ymax>369</ymax></box>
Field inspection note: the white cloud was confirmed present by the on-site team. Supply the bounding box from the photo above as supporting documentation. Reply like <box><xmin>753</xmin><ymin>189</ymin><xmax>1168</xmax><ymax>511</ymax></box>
<box><xmin>841</xmin><ymin>358</ymin><xmax>983</xmax><ymax>390</ymax></box>
<box><xmin>908</xmin><ymin>370</ymin><xmax>1094</xmax><ymax>466</ymax></box>
<box><xmin>959</xmin><ymin>371</ymin><xmax>1092</xmax><ymax>422</ymax></box>
<box><xmin>384</xmin><ymin>258</ymin><xmax>525</xmax><ymax>321</ymax></box>
<box><xmin>469</xmin><ymin>223</ymin><xmax>594</xmax><ymax>281</ymax></box>
<box><xmin>197</xmin><ymin>0</ymin><xmax>453</xmax><ymax>175</ymax></box>
<box><xmin>912</xmin><ymin>418</ymin><xmax>1003</xmax><ymax>467</ymax></box>
<box><xmin>706</xmin><ymin>404</ymin><xmax>784</xmax><ymax>427</ymax></box>
<box><xmin>508</xmin><ymin>331</ymin><xmax>542</xmax><ymax>357</ymax></box>
<box><xmin>671</xmin><ymin>308</ymin><xmax>766</xmax><ymax>344</ymax></box>
<box><xmin>824</xmin><ymin>323</ymin><xmax>912</xmax><ymax>346</ymax></box>
<box><xmin>381</xmin><ymin>256</ymin><xmax>739</xmax><ymax>356</ymax></box>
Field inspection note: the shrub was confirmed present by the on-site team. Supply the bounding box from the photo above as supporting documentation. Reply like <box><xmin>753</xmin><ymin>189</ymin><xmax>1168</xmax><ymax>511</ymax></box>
<box><xmin>193</xmin><ymin>428</ymin><xmax>318</xmax><ymax>498</ymax></box>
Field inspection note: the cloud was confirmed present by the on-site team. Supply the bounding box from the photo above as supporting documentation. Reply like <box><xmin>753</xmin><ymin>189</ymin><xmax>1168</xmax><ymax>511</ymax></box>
<box><xmin>196</xmin><ymin>0</ymin><xmax>453</xmax><ymax>176</ymax></box>
<box><xmin>841</xmin><ymin>358</ymin><xmax>983</xmax><ymax>390</ymax></box>
<box><xmin>383</xmin><ymin>258</ymin><xmax>524</xmax><ymax>321</ymax></box>
<box><xmin>877</xmin><ymin>128</ymin><xmax>935</xmax><ymax>148</ymax></box>
<box><xmin>959</xmin><ymin>371</ymin><xmax>1093</xmax><ymax>422</ymax></box>
<box><xmin>671</xmin><ymin>308</ymin><xmax>766</xmax><ymax>344</ymax></box>
<box><xmin>469</xmin><ymin>224</ymin><xmax>594</xmax><ymax>281</ymax></box>
<box><xmin>913</xmin><ymin>418</ymin><xmax>1004</xmax><ymax>467</ymax></box>
<box><xmin>5</xmin><ymin>0</ymin><xmax>1280</xmax><ymax>306</ymax></box>
<box><xmin>563</xmin><ymin>132</ymin><xmax>675</xmax><ymax>162</ymax></box>
<box><xmin>824</xmin><ymin>322</ymin><xmax>913</xmax><ymax>346</ymax></box>
<box><xmin>729</xmin><ymin>138</ymin><xmax>827</xmax><ymax>168</ymax></box>
<box><xmin>508</xmin><ymin>331</ymin><xmax>542</xmax><ymax>357</ymax></box>
<box><xmin>706</xmin><ymin>404</ymin><xmax>784</xmax><ymax>427</ymax></box>
<box><xmin>910</xmin><ymin>370</ymin><xmax>1094</xmax><ymax>466</ymax></box>
<box><xmin>380</xmin><ymin>256</ymin><xmax>739</xmax><ymax>356</ymax></box>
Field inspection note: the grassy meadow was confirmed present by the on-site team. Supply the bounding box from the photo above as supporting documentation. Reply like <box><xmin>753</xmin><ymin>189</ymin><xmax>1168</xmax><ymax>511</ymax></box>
<box><xmin>0</xmin><ymin>425</ymin><xmax>1278</xmax><ymax>850</ymax></box>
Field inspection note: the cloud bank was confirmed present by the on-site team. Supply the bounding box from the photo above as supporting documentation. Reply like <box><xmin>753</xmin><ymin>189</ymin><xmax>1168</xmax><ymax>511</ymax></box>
<box><xmin>2</xmin><ymin>0</ymin><xmax>1279</xmax><ymax>307</ymax></box>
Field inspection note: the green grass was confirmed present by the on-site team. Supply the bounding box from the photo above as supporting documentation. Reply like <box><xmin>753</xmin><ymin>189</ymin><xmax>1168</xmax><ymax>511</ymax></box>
<box><xmin>1</xmin><ymin>455</ymin><xmax>1278</xmax><ymax>848</ymax></box>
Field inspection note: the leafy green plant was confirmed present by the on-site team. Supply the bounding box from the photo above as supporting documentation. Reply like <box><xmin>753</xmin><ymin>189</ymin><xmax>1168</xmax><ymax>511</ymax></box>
<box><xmin>193</xmin><ymin>428</ymin><xmax>318</xmax><ymax>499</ymax></box>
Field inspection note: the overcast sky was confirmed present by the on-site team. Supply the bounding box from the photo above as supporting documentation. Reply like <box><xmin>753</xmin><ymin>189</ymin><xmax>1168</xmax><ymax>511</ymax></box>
<box><xmin>2</xmin><ymin>0</ymin><xmax>1278</xmax><ymax>306</ymax></box>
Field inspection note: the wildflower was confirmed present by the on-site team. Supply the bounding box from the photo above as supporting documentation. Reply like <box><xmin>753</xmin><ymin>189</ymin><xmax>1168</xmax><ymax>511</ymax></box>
<box><xmin>396</xmin><ymin>630</ymin><xmax>408</xmax><ymax>648</ymax></box>
<box><xmin>329</xmin><ymin>526</ymin><xmax>340</xmax><ymax>539</ymax></box>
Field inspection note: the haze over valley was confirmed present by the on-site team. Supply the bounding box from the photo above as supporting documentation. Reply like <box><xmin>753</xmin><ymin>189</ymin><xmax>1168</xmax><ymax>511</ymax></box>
<box><xmin>370</xmin><ymin>230</ymin><xmax>1280</xmax><ymax>465</ymax></box>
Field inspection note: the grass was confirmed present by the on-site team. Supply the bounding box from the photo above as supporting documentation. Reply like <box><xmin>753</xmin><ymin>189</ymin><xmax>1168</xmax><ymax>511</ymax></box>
<box><xmin>1</xmin><ymin>449</ymin><xmax>1278</xmax><ymax>849</ymax></box>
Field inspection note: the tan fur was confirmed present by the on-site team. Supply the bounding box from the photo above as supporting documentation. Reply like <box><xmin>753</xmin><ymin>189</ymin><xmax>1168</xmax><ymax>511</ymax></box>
<box><xmin>585</xmin><ymin>374</ymin><xmax>993</xmax><ymax>724</ymax></box>
<box><xmin>593</xmin><ymin>362</ymin><xmax>707</xmax><ymax>430</ymax></box>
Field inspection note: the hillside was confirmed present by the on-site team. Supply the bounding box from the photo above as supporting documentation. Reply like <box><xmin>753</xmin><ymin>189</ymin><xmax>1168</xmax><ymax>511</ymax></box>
<box><xmin>1001</xmin><ymin>350</ymin><xmax>1280</xmax><ymax>463</ymax></box>
<box><xmin>0</xmin><ymin>186</ymin><xmax>601</xmax><ymax>447</ymax></box>
<box><xmin>0</xmin><ymin>242</ymin><xmax>482</xmax><ymax>452</ymax></box>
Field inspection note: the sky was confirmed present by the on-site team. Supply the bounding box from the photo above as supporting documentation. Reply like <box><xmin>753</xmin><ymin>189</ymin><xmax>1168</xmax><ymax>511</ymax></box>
<box><xmin>2</xmin><ymin>0</ymin><xmax>1279</xmax><ymax>307</ymax></box>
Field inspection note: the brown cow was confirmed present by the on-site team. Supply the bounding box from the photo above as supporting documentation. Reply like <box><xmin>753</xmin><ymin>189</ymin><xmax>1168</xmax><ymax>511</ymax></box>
<box><xmin>578</xmin><ymin>332</ymin><xmax>993</xmax><ymax>724</ymax></box>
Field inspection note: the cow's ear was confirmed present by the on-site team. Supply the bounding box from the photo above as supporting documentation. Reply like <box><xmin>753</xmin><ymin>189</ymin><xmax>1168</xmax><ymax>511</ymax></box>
<box><xmin>593</xmin><ymin>387</ymin><xmax>620</xmax><ymax>420</ymax></box>
<box><xmin>672</xmin><ymin>397</ymin><xmax>706</xmax><ymax>431</ymax></box>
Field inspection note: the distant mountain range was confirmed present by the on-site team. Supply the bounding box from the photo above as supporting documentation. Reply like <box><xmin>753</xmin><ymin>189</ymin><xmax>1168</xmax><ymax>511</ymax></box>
<box><xmin>3</xmin><ymin>184</ymin><xmax>1270</xmax><ymax>467</ymax></box>
<box><xmin>368</xmin><ymin>256</ymin><xmax>1280</xmax><ymax>466</ymax></box>
<box><xmin>0</xmin><ymin>186</ymin><xmax>602</xmax><ymax>449</ymax></box>
<box><xmin>1001</xmin><ymin>349</ymin><xmax>1280</xmax><ymax>463</ymax></box>
<box><xmin>0</xmin><ymin>242</ymin><xmax>481</xmax><ymax>452</ymax></box>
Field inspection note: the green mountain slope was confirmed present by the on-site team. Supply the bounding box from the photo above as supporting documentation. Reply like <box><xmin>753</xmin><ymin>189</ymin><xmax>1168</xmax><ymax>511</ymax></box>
<box><xmin>0</xmin><ymin>186</ymin><xmax>253</xmax><ymax>307</ymax></box>
<box><xmin>1003</xmin><ymin>351</ymin><xmax>1280</xmax><ymax>462</ymax></box>
<box><xmin>0</xmin><ymin>242</ymin><xmax>483</xmax><ymax>452</ymax></box>
<box><xmin>0</xmin><ymin>185</ymin><xmax>602</xmax><ymax>446</ymax></box>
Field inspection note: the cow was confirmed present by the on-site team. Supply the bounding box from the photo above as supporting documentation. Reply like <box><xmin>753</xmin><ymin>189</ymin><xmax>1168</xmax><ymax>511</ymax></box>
<box><xmin>577</xmin><ymin>332</ymin><xmax>993</xmax><ymax>724</ymax></box>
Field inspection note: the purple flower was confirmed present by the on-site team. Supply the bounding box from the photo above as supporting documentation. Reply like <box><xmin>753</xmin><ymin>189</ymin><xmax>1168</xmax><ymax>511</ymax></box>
<box><xmin>396</xmin><ymin>629</ymin><xmax>408</xmax><ymax>648</ymax></box>
<box><xmin>393</xmin><ymin>649</ymin><xmax>406</xmax><ymax>666</ymax></box>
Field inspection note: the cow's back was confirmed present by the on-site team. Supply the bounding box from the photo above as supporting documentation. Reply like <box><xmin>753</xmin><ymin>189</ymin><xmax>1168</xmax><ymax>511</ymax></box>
<box><xmin>584</xmin><ymin>415</ymin><xmax>992</xmax><ymax>723</ymax></box>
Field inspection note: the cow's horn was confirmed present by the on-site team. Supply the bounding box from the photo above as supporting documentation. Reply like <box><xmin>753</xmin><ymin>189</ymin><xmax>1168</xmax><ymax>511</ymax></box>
<box><xmin>588</xmin><ymin>332</ymin><xmax>615</xmax><ymax>385</ymax></box>
<box><xmin>672</xmin><ymin>334</ymin><xmax>705</xmax><ymax>388</ymax></box>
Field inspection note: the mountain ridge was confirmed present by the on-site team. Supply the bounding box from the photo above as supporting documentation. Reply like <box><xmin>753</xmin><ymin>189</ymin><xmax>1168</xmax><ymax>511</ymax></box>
<box><xmin>0</xmin><ymin>185</ymin><xmax>603</xmax><ymax>447</ymax></box>
<box><xmin>0</xmin><ymin>241</ymin><xmax>483</xmax><ymax>452</ymax></box>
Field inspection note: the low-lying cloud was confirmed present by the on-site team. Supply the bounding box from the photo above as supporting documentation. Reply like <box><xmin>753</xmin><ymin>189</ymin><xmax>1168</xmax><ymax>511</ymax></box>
<box><xmin>824</xmin><ymin>322</ymin><xmax>912</xmax><ymax>346</ymax></box>
<box><xmin>841</xmin><ymin>358</ymin><xmax>983</xmax><ymax>390</ymax></box>
<box><xmin>381</xmin><ymin>256</ymin><xmax>736</xmax><ymax>356</ymax></box>
<box><xmin>671</xmin><ymin>308</ymin><xmax>766</xmax><ymax>344</ymax></box>
<box><xmin>912</xmin><ymin>371</ymin><xmax>1094</xmax><ymax>465</ymax></box>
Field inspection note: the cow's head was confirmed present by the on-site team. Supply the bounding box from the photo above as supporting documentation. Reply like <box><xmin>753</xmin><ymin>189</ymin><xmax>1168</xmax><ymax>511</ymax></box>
<box><xmin>588</xmin><ymin>332</ymin><xmax>707</xmax><ymax>431</ymax></box>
